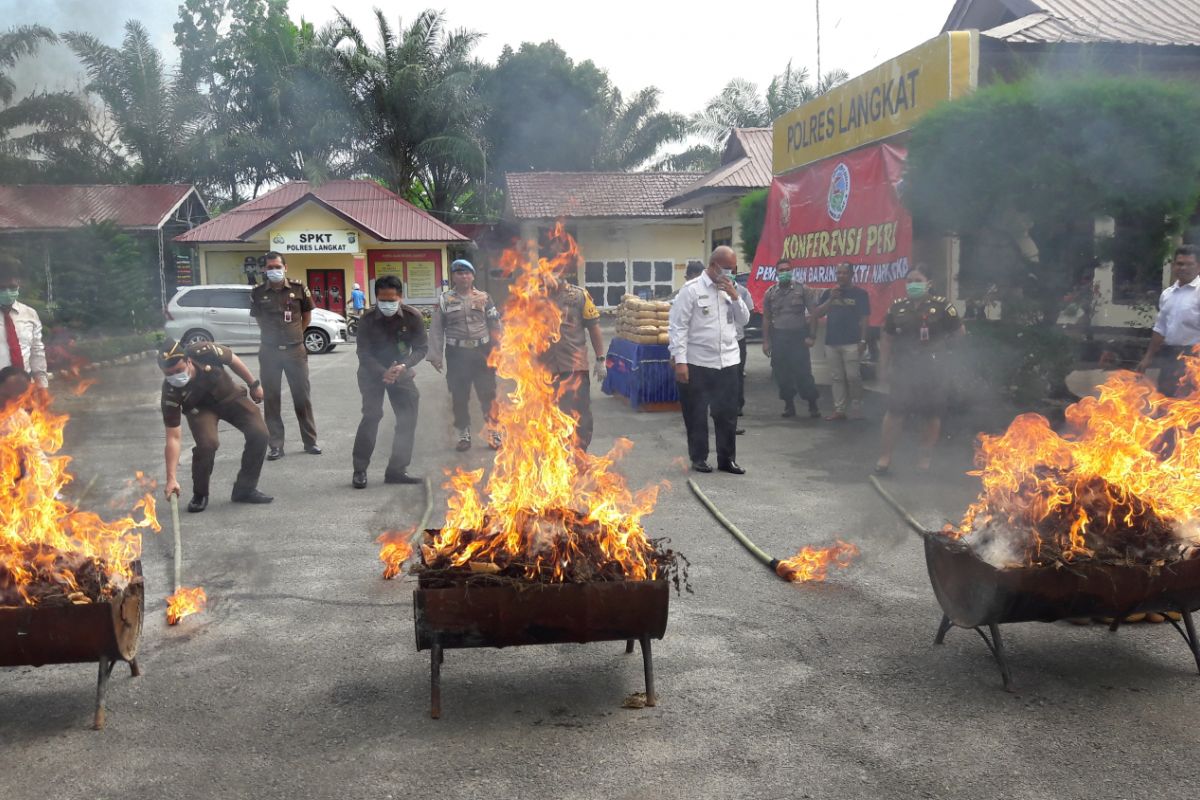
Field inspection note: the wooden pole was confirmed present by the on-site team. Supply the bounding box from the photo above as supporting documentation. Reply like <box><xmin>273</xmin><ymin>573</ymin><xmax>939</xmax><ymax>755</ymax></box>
<box><xmin>169</xmin><ymin>494</ymin><xmax>182</xmax><ymax>593</ymax></box>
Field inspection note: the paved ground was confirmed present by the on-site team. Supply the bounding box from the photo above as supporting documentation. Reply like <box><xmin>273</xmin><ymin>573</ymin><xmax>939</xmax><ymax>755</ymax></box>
<box><xmin>3</xmin><ymin>334</ymin><xmax>1199</xmax><ymax>800</ymax></box>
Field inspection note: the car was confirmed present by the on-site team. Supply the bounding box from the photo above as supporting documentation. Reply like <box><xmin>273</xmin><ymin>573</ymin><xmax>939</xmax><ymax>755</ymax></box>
<box><xmin>733</xmin><ymin>272</ymin><xmax>763</xmax><ymax>342</ymax></box>
<box><xmin>165</xmin><ymin>284</ymin><xmax>348</xmax><ymax>355</ymax></box>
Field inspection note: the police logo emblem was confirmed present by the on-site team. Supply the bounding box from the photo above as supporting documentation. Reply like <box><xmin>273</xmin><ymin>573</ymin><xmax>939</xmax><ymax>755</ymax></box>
<box><xmin>828</xmin><ymin>162</ymin><xmax>851</xmax><ymax>222</ymax></box>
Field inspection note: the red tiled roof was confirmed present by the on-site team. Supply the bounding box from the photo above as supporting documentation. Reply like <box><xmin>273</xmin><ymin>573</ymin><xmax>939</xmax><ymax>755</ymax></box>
<box><xmin>505</xmin><ymin>172</ymin><xmax>704</xmax><ymax>219</ymax></box>
<box><xmin>175</xmin><ymin>180</ymin><xmax>468</xmax><ymax>244</ymax></box>
<box><xmin>664</xmin><ymin>129</ymin><xmax>774</xmax><ymax>209</ymax></box>
<box><xmin>0</xmin><ymin>184</ymin><xmax>202</xmax><ymax>231</ymax></box>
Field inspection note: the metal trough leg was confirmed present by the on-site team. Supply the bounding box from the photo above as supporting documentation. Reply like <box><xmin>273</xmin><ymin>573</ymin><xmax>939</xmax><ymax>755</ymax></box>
<box><xmin>974</xmin><ymin>624</ymin><xmax>1014</xmax><ymax>692</ymax></box>
<box><xmin>639</xmin><ymin>635</ymin><xmax>656</xmax><ymax>707</ymax></box>
<box><xmin>93</xmin><ymin>655</ymin><xmax>116</xmax><ymax>730</ymax></box>
<box><xmin>625</xmin><ymin>639</ymin><xmax>635</xmax><ymax>654</ymax></box>
<box><xmin>129</xmin><ymin>658</ymin><xmax>142</xmax><ymax>678</ymax></box>
<box><xmin>430</xmin><ymin>643</ymin><xmax>443</xmax><ymax>720</ymax></box>
<box><xmin>934</xmin><ymin>614</ymin><xmax>953</xmax><ymax>645</ymax></box>
<box><xmin>1167</xmin><ymin>609</ymin><xmax>1200</xmax><ymax>675</ymax></box>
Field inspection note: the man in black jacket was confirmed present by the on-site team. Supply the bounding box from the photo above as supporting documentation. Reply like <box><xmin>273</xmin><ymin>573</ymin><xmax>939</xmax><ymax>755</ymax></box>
<box><xmin>351</xmin><ymin>274</ymin><xmax>428</xmax><ymax>488</ymax></box>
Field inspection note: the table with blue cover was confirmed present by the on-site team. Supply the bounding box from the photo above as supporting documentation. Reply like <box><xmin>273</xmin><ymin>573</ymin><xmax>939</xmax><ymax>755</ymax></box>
<box><xmin>601</xmin><ymin>337</ymin><xmax>678</xmax><ymax>409</ymax></box>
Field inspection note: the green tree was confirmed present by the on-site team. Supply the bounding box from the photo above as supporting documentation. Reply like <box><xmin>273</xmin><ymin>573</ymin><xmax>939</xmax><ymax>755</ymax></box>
<box><xmin>905</xmin><ymin>77</ymin><xmax>1200</xmax><ymax>327</ymax></box>
<box><xmin>737</xmin><ymin>188</ymin><xmax>769</xmax><ymax>265</ymax></box>
<box><xmin>52</xmin><ymin>222</ymin><xmax>159</xmax><ymax>331</ymax></box>
<box><xmin>0</xmin><ymin>25</ymin><xmax>97</xmax><ymax>182</ymax></box>
<box><xmin>594</xmin><ymin>86</ymin><xmax>687</xmax><ymax>171</ymax></box>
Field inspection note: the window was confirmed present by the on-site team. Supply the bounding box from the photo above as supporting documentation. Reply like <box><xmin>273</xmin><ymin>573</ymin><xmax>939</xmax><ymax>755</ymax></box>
<box><xmin>210</xmin><ymin>289</ymin><xmax>252</xmax><ymax>309</ymax></box>
<box><xmin>178</xmin><ymin>289</ymin><xmax>216</xmax><ymax>307</ymax></box>
<box><xmin>712</xmin><ymin>226</ymin><xmax>733</xmax><ymax>250</ymax></box>
<box><xmin>584</xmin><ymin>260</ymin><xmax>630</xmax><ymax>308</ymax></box>
<box><xmin>631</xmin><ymin>259</ymin><xmax>676</xmax><ymax>299</ymax></box>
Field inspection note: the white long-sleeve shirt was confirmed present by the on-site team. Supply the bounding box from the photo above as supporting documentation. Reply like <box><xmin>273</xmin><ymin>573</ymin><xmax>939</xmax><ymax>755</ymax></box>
<box><xmin>0</xmin><ymin>301</ymin><xmax>48</xmax><ymax>386</ymax></box>
<box><xmin>668</xmin><ymin>272</ymin><xmax>749</xmax><ymax>369</ymax></box>
<box><xmin>1152</xmin><ymin>276</ymin><xmax>1200</xmax><ymax>346</ymax></box>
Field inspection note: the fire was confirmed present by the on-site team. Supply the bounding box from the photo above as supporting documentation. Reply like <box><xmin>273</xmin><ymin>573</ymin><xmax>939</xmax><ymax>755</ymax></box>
<box><xmin>378</xmin><ymin>529</ymin><xmax>415</xmax><ymax>579</ymax></box>
<box><xmin>948</xmin><ymin>352</ymin><xmax>1200</xmax><ymax>566</ymax></box>
<box><xmin>775</xmin><ymin>541</ymin><xmax>860</xmax><ymax>582</ymax></box>
<box><xmin>408</xmin><ymin>223</ymin><xmax>667</xmax><ymax>582</ymax></box>
<box><xmin>0</xmin><ymin>384</ymin><xmax>159</xmax><ymax>607</ymax></box>
<box><xmin>166</xmin><ymin>586</ymin><xmax>207</xmax><ymax>625</ymax></box>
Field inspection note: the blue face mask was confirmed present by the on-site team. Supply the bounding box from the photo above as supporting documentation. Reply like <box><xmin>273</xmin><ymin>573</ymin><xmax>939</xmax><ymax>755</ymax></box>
<box><xmin>377</xmin><ymin>300</ymin><xmax>400</xmax><ymax>317</ymax></box>
<box><xmin>165</xmin><ymin>370</ymin><xmax>191</xmax><ymax>388</ymax></box>
<box><xmin>265</xmin><ymin>269</ymin><xmax>285</xmax><ymax>283</ymax></box>
<box><xmin>0</xmin><ymin>288</ymin><xmax>18</xmax><ymax>306</ymax></box>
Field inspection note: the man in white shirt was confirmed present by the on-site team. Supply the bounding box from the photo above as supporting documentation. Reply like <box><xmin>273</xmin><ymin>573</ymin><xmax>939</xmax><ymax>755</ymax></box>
<box><xmin>0</xmin><ymin>256</ymin><xmax>48</xmax><ymax>388</ymax></box>
<box><xmin>668</xmin><ymin>246</ymin><xmax>750</xmax><ymax>474</ymax></box>
<box><xmin>1137</xmin><ymin>245</ymin><xmax>1200</xmax><ymax>396</ymax></box>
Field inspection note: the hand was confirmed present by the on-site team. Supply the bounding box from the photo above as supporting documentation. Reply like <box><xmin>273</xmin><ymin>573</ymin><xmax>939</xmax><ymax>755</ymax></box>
<box><xmin>858</xmin><ymin>341</ymin><xmax>868</xmax><ymax>357</ymax></box>
<box><xmin>383</xmin><ymin>364</ymin><xmax>405</xmax><ymax>384</ymax></box>
<box><xmin>249</xmin><ymin>385</ymin><xmax>264</xmax><ymax>404</ymax></box>
<box><xmin>593</xmin><ymin>359</ymin><xmax>607</xmax><ymax>382</ymax></box>
<box><xmin>165</xmin><ymin>478</ymin><xmax>181</xmax><ymax>499</ymax></box>
<box><xmin>430</xmin><ymin>360</ymin><xmax>443</xmax><ymax>374</ymax></box>
<box><xmin>1135</xmin><ymin>356</ymin><xmax>1151</xmax><ymax>374</ymax></box>
<box><xmin>762</xmin><ymin>341</ymin><xmax>772</xmax><ymax>357</ymax></box>
<box><xmin>804</xmin><ymin>337</ymin><xmax>815</xmax><ymax>348</ymax></box>
<box><xmin>674</xmin><ymin>363</ymin><xmax>689</xmax><ymax>384</ymax></box>
<box><xmin>719</xmin><ymin>276</ymin><xmax>738</xmax><ymax>299</ymax></box>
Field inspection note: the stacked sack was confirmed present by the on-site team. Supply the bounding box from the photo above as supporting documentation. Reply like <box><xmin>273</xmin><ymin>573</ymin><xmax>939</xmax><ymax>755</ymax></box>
<box><xmin>615</xmin><ymin>295</ymin><xmax>671</xmax><ymax>345</ymax></box>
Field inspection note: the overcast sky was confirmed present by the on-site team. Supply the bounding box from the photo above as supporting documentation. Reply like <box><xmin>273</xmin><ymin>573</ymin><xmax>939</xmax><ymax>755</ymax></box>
<box><xmin>7</xmin><ymin>0</ymin><xmax>956</xmax><ymax>121</ymax></box>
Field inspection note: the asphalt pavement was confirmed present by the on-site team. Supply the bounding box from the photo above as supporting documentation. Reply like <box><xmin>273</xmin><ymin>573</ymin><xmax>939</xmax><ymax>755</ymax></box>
<box><xmin>2</xmin><ymin>338</ymin><xmax>1199</xmax><ymax>800</ymax></box>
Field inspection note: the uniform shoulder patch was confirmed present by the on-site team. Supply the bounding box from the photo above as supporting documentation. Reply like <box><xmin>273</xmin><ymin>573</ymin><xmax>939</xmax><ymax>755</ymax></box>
<box><xmin>891</xmin><ymin>297</ymin><xmax>906</xmax><ymax>306</ymax></box>
<box><xmin>946</xmin><ymin>305</ymin><xmax>958</xmax><ymax>317</ymax></box>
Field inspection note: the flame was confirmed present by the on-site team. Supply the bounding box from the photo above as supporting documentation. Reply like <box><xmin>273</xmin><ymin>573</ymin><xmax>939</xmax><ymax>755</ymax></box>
<box><xmin>0</xmin><ymin>384</ymin><xmax>159</xmax><ymax>607</ymax></box>
<box><xmin>166</xmin><ymin>586</ymin><xmax>207</xmax><ymax>625</ymax></box>
<box><xmin>411</xmin><ymin>222</ymin><xmax>664</xmax><ymax>582</ymax></box>
<box><xmin>775</xmin><ymin>541</ymin><xmax>860</xmax><ymax>582</ymax></box>
<box><xmin>378</xmin><ymin>528</ymin><xmax>415</xmax><ymax>580</ymax></box>
<box><xmin>948</xmin><ymin>351</ymin><xmax>1200</xmax><ymax>565</ymax></box>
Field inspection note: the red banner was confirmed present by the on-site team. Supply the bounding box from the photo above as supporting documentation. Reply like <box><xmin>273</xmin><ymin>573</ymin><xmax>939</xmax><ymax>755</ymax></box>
<box><xmin>749</xmin><ymin>143</ymin><xmax>911</xmax><ymax>326</ymax></box>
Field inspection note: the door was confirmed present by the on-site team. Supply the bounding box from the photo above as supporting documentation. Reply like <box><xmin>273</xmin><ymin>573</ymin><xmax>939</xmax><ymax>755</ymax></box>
<box><xmin>306</xmin><ymin>270</ymin><xmax>346</xmax><ymax>315</ymax></box>
<box><xmin>307</xmin><ymin>271</ymin><xmax>327</xmax><ymax>310</ymax></box>
<box><xmin>209</xmin><ymin>288</ymin><xmax>256</xmax><ymax>345</ymax></box>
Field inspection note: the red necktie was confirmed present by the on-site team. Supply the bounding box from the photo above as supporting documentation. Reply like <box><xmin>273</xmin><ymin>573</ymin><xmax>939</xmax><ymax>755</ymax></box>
<box><xmin>4</xmin><ymin>308</ymin><xmax>23</xmax><ymax>371</ymax></box>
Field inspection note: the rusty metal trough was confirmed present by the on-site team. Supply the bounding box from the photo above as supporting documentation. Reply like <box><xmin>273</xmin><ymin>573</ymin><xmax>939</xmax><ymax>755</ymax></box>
<box><xmin>413</xmin><ymin>576</ymin><xmax>669</xmax><ymax>718</ymax></box>
<box><xmin>0</xmin><ymin>572</ymin><xmax>144</xmax><ymax>729</ymax></box>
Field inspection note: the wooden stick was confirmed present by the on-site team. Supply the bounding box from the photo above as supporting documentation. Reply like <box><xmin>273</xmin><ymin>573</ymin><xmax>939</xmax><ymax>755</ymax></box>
<box><xmin>687</xmin><ymin>478</ymin><xmax>778</xmax><ymax>569</ymax></box>
<box><xmin>169</xmin><ymin>494</ymin><xmax>182</xmax><ymax>593</ymax></box>
<box><xmin>868</xmin><ymin>476</ymin><xmax>934</xmax><ymax>538</ymax></box>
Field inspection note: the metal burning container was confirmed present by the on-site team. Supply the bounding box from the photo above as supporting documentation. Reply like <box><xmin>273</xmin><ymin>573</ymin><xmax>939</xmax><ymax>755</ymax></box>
<box><xmin>413</xmin><ymin>574</ymin><xmax>669</xmax><ymax>718</ymax></box>
<box><xmin>0</xmin><ymin>570</ymin><xmax>144</xmax><ymax>729</ymax></box>
<box><xmin>925</xmin><ymin>535</ymin><xmax>1200</xmax><ymax>690</ymax></box>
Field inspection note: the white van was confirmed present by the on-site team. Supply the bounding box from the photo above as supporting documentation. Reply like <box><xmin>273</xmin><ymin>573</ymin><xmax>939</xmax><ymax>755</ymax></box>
<box><xmin>164</xmin><ymin>284</ymin><xmax>348</xmax><ymax>354</ymax></box>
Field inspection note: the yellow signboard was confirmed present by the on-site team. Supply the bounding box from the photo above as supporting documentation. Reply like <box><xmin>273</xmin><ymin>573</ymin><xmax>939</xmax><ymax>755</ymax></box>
<box><xmin>772</xmin><ymin>31</ymin><xmax>978</xmax><ymax>175</ymax></box>
<box><xmin>405</xmin><ymin>260</ymin><xmax>437</xmax><ymax>298</ymax></box>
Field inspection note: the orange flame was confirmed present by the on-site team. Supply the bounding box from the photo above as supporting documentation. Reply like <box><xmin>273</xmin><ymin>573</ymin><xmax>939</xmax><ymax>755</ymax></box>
<box><xmin>948</xmin><ymin>351</ymin><xmax>1200</xmax><ymax>565</ymax></box>
<box><xmin>775</xmin><ymin>541</ymin><xmax>860</xmax><ymax>582</ymax></box>
<box><xmin>0</xmin><ymin>384</ymin><xmax>159</xmax><ymax>607</ymax></box>
<box><xmin>166</xmin><ymin>586</ymin><xmax>207</xmax><ymax>625</ymax></box>
<box><xmin>413</xmin><ymin>223</ymin><xmax>664</xmax><ymax>581</ymax></box>
<box><xmin>378</xmin><ymin>529</ymin><xmax>415</xmax><ymax>580</ymax></box>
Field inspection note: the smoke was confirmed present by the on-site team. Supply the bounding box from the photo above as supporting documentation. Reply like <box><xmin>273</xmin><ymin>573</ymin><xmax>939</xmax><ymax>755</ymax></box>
<box><xmin>5</xmin><ymin>1</ymin><xmax>177</xmax><ymax>99</ymax></box>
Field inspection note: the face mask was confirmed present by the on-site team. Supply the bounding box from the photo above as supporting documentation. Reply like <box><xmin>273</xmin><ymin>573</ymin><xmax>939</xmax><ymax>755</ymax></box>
<box><xmin>265</xmin><ymin>269</ymin><xmax>285</xmax><ymax>283</ymax></box>
<box><xmin>722</xmin><ymin>269</ymin><xmax>734</xmax><ymax>278</ymax></box>
<box><xmin>377</xmin><ymin>301</ymin><xmax>400</xmax><ymax>317</ymax></box>
<box><xmin>165</xmin><ymin>371</ymin><xmax>191</xmax><ymax>388</ymax></box>
<box><xmin>777</xmin><ymin>272</ymin><xmax>793</xmax><ymax>285</ymax></box>
<box><xmin>906</xmin><ymin>281</ymin><xmax>928</xmax><ymax>299</ymax></box>
<box><xmin>0</xmin><ymin>289</ymin><xmax>18</xmax><ymax>306</ymax></box>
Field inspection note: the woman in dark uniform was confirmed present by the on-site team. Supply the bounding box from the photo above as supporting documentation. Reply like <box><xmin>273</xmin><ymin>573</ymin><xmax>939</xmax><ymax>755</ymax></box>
<box><xmin>874</xmin><ymin>268</ymin><xmax>964</xmax><ymax>475</ymax></box>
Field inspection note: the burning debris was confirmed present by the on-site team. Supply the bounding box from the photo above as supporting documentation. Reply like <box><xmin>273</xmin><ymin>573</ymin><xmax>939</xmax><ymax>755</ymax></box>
<box><xmin>382</xmin><ymin>224</ymin><xmax>685</xmax><ymax>588</ymax></box>
<box><xmin>166</xmin><ymin>586</ymin><xmax>207</xmax><ymax>625</ymax></box>
<box><xmin>945</xmin><ymin>356</ymin><xmax>1200</xmax><ymax>568</ymax></box>
<box><xmin>0</xmin><ymin>385</ymin><xmax>159</xmax><ymax>608</ymax></box>
<box><xmin>775</xmin><ymin>541</ymin><xmax>860</xmax><ymax>583</ymax></box>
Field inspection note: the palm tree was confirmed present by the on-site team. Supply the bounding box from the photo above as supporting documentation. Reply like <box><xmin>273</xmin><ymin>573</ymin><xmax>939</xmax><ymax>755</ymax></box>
<box><xmin>330</xmin><ymin>9</ymin><xmax>487</xmax><ymax>217</ymax></box>
<box><xmin>63</xmin><ymin>21</ymin><xmax>203</xmax><ymax>183</ymax></box>
<box><xmin>594</xmin><ymin>87</ymin><xmax>687</xmax><ymax>171</ymax></box>
<box><xmin>0</xmin><ymin>25</ymin><xmax>94</xmax><ymax>182</ymax></box>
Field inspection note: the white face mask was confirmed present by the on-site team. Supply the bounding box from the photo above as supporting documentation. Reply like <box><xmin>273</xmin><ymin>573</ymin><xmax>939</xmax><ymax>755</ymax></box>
<box><xmin>265</xmin><ymin>268</ymin><xmax>285</xmax><ymax>283</ymax></box>
<box><xmin>165</xmin><ymin>371</ymin><xmax>191</xmax><ymax>388</ymax></box>
<box><xmin>377</xmin><ymin>300</ymin><xmax>400</xmax><ymax>317</ymax></box>
<box><xmin>722</xmin><ymin>269</ymin><xmax>734</xmax><ymax>278</ymax></box>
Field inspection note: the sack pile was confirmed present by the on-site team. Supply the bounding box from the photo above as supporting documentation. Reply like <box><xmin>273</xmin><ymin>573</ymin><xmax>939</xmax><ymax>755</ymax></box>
<box><xmin>615</xmin><ymin>296</ymin><xmax>671</xmax><ymax>345</ymax></box>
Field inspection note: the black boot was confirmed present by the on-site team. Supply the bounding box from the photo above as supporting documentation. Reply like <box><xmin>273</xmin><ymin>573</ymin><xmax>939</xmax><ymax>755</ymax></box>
<box><xmin>782</xmin><ymin>400</ymin><xmax>796</xmax><ymax>418</ymax></box>
<box><xmin>186</xmin><ymin>494</ymin><xmax>208</xmax><ymax>513</ymax></box>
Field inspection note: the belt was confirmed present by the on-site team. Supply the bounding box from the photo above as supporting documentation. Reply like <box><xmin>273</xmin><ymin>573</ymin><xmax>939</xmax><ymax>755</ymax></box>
<box><xmin>447</xmin><ymin>335</ymin><xmax>489</xmax><ymax>348</ymax></box>
<box><xmin>269</xmin><ymin>342</ymin><xmax>301</xmax><ymax>350</ymax></box>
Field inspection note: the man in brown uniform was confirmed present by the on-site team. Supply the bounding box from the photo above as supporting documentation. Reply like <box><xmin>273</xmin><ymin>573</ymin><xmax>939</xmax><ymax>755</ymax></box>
<box><xmin>542</xmin><ymin>267</ymin><xmax>606</xmax><ymax>452</ymax></box>
<box><xmin>351</xmin><ymin>274</ymin><xmax>428</xmax><ymax>489</ymax></box>
<box><xmin>428</xmin><ymin>259</ymin><xmax>503</xmax><ymax>451</ymax></box>
<box><xmin>158</xmin><ymin>339</ymin><xmax>272</xmax><ymax>512</ymax></box>
<box><xmin>762</xmin><ymin>262</ymin><xmax>820</xmax><ymax>418</ymax></box>
<box><xmin>250</xmin><ymin>251</ymin><xmax>320</xmax><ymax>460</ymax></box>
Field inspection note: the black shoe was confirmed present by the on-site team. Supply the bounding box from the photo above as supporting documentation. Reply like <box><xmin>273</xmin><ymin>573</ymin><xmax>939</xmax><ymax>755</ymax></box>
<box><xmin>735</xmin><ymin>428</ymin><xmax>746</xmax><ymax>435</ymax></box>
<box><xmin>808</xmin><ymin>403</ymin><xmax>821</xmax><ymax>418</ymax></box>
<box><xmin>352</xmin><ymin>470</ymin><xmax>367</xmax><ymax>489</ymax></box>
<box><xmin>231</xmin><ymin>489</ymin><xmax>274</xmax><ymax>504</ymax></box>
<box><xmin>304</xmin><ymin>444</ymin><xmax>322</xmax><ymax>455</ymax></box>
<box><xmin>718</xmin><ymin>461</ymin><xmax>746</xmax><ymax>475</ymax></box>
<box><xmin>690</xmin><ymin>460</ymin><xmax>713</xmax><ymax>473</ymax></box>
<box><xmin>186</xmin><ymin>494</ymin><xmax>208</xmax><ymax>513</ymax></box>
<box><xmin>384</xmin><ymin>471</ymin><xmax>423</xmax><ymax>485</ymax></box>
<box><xmin>267</xmin><ymin>446</ymin><xmax>284</xmax><ymax>461</ymax></box>
<box><xmin>455</xmin><ymin>439</ymin><xmax>471</xmax><ymax>452</ymax></box>
<box><xmin>782</xmin><ymin>403</ymin><xmax>796</xmax><ymax>418</ymax></box>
